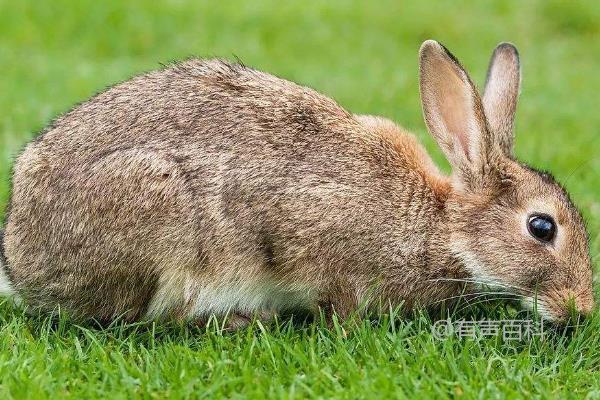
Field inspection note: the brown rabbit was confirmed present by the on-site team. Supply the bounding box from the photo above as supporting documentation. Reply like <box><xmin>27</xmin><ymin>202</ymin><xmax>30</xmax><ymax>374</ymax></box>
<box><xmin>0</xmin><ymin>40</ymin><xmax>594</xmax><ymax>327</ymax></box>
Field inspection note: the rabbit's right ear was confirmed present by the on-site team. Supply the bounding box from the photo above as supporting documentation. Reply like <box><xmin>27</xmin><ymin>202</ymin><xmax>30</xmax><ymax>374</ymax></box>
<box><xmin>483</xmin><ymin>43</ymin><xmax>520</xmax><ymax>157</ymax></box>
<box><xmin>419</xmin><ymin>40</ymin><xmax>492</xmax><ymax>189</ymax></box>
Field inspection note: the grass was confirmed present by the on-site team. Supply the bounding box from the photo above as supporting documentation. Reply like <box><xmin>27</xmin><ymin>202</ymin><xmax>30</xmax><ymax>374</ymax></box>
<box><xmin>0</xmin><ymin>0</ymin><xmax>599</xmax><ymax>398</ymax></box>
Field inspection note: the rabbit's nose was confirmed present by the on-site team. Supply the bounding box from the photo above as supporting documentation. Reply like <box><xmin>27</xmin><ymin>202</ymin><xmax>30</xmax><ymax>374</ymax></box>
<box><xmin>561</xmin><ymin>289</ymin><xmax>594</xmax><ymax>319</ymax></box>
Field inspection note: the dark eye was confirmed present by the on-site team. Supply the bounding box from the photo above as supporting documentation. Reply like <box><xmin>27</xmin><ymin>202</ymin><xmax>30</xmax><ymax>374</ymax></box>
<box><xmin>527</xmin><ymin>214</ymin><xmax>556</xmax><ymax>243</ymax></box>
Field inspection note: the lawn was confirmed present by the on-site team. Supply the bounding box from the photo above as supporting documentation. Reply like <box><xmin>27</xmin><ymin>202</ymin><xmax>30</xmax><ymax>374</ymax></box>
<box><xmin>0</xmin><ymin>0</ymin><xmax>599</xmax><ymax>398</ymax></box>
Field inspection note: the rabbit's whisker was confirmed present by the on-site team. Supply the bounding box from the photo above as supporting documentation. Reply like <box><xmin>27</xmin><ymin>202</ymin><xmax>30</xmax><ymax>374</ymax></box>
<box><xmin>456</xmin><ymin>295</ymin><xmax>524</xmax><ymax>314</ymax></box>
<box><xmin>432</xmin><ymin>291</ymin><xmax>523</xmax><ymax>306</ymax></box>
<box><xmin>427</xmin><ymin>277</ymin><xmax>535</xmax><ymax>296</ymax></box>
<box><xmin>562</xmin><ymin>158</ymin><xmax>592</xmax><ymax>185</ymax></box>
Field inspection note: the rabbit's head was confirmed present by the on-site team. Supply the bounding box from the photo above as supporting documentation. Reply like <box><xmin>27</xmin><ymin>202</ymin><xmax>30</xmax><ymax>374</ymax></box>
<box><xmin>419</xmin><ymin>40</ymin><xmax>594</xmax><ymax>323</ymax></box>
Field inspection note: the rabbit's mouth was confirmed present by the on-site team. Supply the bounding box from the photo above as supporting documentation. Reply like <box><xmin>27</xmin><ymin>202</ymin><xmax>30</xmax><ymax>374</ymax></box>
<box><xmin>520</xmin><ymin>290</ymin><xmax>594</xmax><ymax>325</ymax></box>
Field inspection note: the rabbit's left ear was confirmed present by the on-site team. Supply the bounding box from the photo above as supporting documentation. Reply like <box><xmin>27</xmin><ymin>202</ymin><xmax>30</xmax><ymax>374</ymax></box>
<box><xmin>483</xmin><ymin>43</ymin><xmax>521</xmax><ymax>157</ymax></box>
<box><xmin>419</xmin><ymin>40</ymin><xmax>492</xmax><ymax>190</ymax></box>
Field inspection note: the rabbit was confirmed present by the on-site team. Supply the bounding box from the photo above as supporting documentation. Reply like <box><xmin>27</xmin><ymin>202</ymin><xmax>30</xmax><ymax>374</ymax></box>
<box><xmin>0</xmin><ymin>40</ymin><xmax>594</xmax><ymax>328</ymax></box>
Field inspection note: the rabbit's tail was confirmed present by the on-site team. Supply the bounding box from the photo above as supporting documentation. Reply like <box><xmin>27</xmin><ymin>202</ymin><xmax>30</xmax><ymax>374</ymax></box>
<box><xmin>0</xmin><ymin>229</ymin><xmax>16</xmax><ymax>297</ymax></box>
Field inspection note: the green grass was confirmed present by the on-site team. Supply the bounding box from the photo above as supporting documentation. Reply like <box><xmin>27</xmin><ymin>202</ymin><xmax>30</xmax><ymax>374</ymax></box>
<box><xmin>0</xmin><ymin>0</ymin><xmax>599</xmax><ymax>398</ymax></box>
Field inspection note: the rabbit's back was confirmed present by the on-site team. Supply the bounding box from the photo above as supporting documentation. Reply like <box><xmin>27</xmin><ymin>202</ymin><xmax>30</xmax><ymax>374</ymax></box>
<box><xmin>4</xmin><ymin>60</ymin><xmax>448</xmax><ymax>321</ymax></box>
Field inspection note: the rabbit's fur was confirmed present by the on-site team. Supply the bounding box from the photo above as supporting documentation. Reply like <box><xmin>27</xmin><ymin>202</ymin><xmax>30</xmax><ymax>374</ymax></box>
<box><xmin>0</xmin><ymin>41</ymin><xmax>594</xmax><ymax>326</ymax></box>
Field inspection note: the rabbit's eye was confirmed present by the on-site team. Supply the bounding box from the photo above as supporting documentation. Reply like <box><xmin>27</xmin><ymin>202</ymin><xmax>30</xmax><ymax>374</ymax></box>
<box><xmin>527</xmin><ymin>214</ymin><xmax>556</xmax><ymax>243</ymax></box>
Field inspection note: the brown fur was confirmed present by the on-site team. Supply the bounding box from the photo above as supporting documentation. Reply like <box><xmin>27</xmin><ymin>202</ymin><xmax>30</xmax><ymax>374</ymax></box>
<box><xmin>1</xmin><ymin>42</ymin><xmax>594</xmax><ymax>325</ymax></box>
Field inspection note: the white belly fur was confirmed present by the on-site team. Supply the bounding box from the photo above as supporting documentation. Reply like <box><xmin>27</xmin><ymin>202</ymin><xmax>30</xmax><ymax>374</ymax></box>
<box><xmin>0</xmin><ymin>259</ymin><xmax>22</xmax><ymax>306</ymax></box>
<box><xmin>145</xmin><ymin>267</ymin><xmax>316</xmax><ymax>320</ymax></box>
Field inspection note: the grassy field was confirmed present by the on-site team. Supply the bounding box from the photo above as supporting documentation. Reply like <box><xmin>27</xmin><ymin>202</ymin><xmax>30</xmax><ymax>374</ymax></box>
<box><xmin>0</xmin><ymin>0</ymin><xmax>599</xmax><ymax>398</ymax></box>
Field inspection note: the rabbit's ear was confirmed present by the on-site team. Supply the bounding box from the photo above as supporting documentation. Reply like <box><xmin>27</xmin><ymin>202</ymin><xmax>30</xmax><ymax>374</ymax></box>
<box><xmin>419</xmin><ymin>40</ymin><xmax>491</xmax><ymax>187</ymax></box>
<box><xmin>483</xmin><ymin>43</ymin><xmax>520</xmax><ymax>157</ymax></box>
